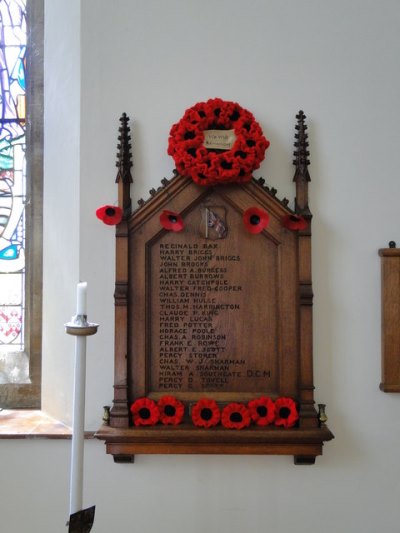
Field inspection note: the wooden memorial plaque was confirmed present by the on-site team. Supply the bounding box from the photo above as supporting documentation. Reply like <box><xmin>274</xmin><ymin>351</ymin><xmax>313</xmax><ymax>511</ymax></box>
<box><xmin>96</xmin><ymin>111</ymin><xmax>334</xmax><ymax>464</ymax></box>
<box><xmin>133</xmin><ymin>184</ymin><xmax>298</xmax><ymax>402</ymax></box>
<box><xmin>379</xmin><ymin>244</ymin><xmax>400</xmax><ymax>392</ymax></box>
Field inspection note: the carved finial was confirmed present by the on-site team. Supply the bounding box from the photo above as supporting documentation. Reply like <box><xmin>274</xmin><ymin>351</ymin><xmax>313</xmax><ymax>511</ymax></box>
<box><xmin>318</xmin><ymin>404</ymin><xmax>328</xmax><ymax>427</ymax></box>
<box><xmin>115</xmin><ymin>113</ymin><xmax>133</xmax><ymax>217</ymax></box>
<box><xmin>102</xmin><ymin>406</ymin><xmax>110</xmax><ymax>426</ymax></box>
<box><xmin>293</xmin><ymin>110</ymin><xmax>311</xmax><ymax>183</ymax></box>
<box><xmin>389</xmin><ymin>241</ymin><xmax>396</xmax><ymax>248</ymax></box>
<box><xmin>115</xmin><ymin>113</ymin><xmax>133</xmax><ymax>184</ymax></box>
<box><xmin>293</xmin><ymin>110</ymin><xmax>311</xmax><ymax>215</ymax></box>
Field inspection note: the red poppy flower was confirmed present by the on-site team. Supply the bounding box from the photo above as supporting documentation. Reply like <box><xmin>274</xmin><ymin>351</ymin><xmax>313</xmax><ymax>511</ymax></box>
<box><xmin>191</xmin><ymin>398</ymin><xmax>220</xmax><ymax>428</ymax></box>
<box><xmin>282</xmin><ymin>214</ymin><xmax>308</xmax><ymax>231</ymax></box>
<box><xmin>160</xmin><ymin>210</ymin><xmax>184</xmax><ymax>232</ymax></box>
<box><xmin>221</xmin><ymin>403</ymin><xmax>251</xmax><ymax>430</ymax></box>
<box><xmin>243</xmin><ymin>207</ymin><xmax>270</xmax><ymax>234</ymax></box>
<box><xmin>158</xmin><ymin>395</ymin><xmax>185</xmax><ymax>425</ymax></box>
<box><xmin>274</xmin><ymin>397</ymin><xmax>299</xmax><ymax>429</ymax></box>
<box><xmin>168</xmin><ymin>98</ymin><xmax>269</xmax><ymax>186</ymax></box>
<box><xmin>96</xmin><ymin>205</ymin><xmax>123</xmax><ymax>225</ymax></box>
<box><xmin>130</xmin><ymin>397</ymin><xmax>160</xmax><ymax>426</ymax></box>
<box><xmin>248</xmin><ymin>396</ymin><xmax>275</xmax><ymax>427</ymax></box>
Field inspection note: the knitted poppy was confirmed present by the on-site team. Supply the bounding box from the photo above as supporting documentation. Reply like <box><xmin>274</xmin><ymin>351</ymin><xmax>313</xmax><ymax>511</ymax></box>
<box><xmin>282</xmin><ymin>214</ymin><xmax>308</xmax><ymax>231</ymax></box>
<box><xmin>160</xmin><ymin>210</ymin><xmax>184</xmax><ymax>232</ymax></box>
<box><xmin>243</xmin><ymin>207</ymin><xmax>270</xmax><ymax>234</ymax></box>
<box><xmin>168</xmin><ymin>98</ymin><xmax>269</xmax><ymax>186</ymax></box>
<box><xmin>96</xmin><ymin>205</ymin><xmax>123</xmax><ymax>225</ymax></box>
<box><xmin>191</xmin><ymin>398</ymin><xmax>220</xmax><ymax>428</ymax></box>
<box><xmin>274</xmin><ymin>397</ymin><xmax>299</xmax><ymax>429</ymax></box>
<box><xmin>130</xmin><ymin>397</ymin><xmax>159</xmax><ymax>426</ymax></box>
<box><xmin>158</xmin><ymin>395</ymin><xmax>185</xmax><ymax>425</ymax></box>
<box><xmin>221</xmin><ymin>403</ymin><xmax>251</xmax><ymax>430</ymax></box>
<box><xmin>248</xmin><ymin>396</ymin><xmax>275</xmax><ymax>427</ymax></box>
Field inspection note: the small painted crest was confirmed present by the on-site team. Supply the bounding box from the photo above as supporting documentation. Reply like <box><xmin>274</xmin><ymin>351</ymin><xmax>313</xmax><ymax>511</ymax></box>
<box><xmin>200</xmin><ymin>206</ymin><xmax>227</xmax><ymax>240</ymax></box>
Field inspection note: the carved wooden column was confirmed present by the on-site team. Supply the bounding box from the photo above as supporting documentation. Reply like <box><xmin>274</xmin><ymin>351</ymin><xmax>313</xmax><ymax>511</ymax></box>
<box><xmin>110</xmin><ymin>113</ymin><xmax>132</xmax><ymax>428</ymax></box>
<box><xmin>293</xmin><ymin>111</ymin><xmax>318</xmax><ymax>429</ymax></box>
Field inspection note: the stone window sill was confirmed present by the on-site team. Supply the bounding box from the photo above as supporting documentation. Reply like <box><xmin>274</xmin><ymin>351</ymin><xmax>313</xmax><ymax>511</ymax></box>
<box><xmin>0</xmin><ymin>409</ymin><xmax>94</xmax><ymax>439</ymax></box>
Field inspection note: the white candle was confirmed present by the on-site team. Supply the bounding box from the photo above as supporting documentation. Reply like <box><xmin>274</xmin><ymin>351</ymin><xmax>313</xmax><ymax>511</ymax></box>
<box><xmin>66</xmin><ymin>282</ymin><xmax>98</xmax><ymax>523</ymax></box>
<box><xmin>69</xmin><ymin>335</ymin><xmax>86</xmax><ymax>515</ymax></box>
<box><xmin>76</xmin><ymin>282</ymin><xmax>87</xmax><ymax>316</ymax></box>
<box><xmin>69</xmin><ymin>281</ymin><xmax>88</xmax><ymax>516</ymax></box>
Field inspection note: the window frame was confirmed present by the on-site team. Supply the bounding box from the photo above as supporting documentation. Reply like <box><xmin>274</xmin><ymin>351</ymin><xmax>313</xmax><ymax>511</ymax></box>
<box><xmin>0</xmin><ymin>0</ymin><xmax>43</xmax><ymax>408</ymax></box>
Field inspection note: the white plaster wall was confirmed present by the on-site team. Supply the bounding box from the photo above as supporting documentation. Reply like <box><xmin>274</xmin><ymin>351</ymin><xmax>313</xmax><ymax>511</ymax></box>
<box><xmin>1</xmin><ymin>1</ymin><xmax>400</xmax><ymax>532</ymax></box>
<box><xmin>41</xmin><ymin>0</ymin><xmax>81</xmax><ymax>420</ymax></box>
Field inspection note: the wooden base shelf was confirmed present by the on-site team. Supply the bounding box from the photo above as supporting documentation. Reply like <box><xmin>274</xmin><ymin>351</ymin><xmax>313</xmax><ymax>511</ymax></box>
<box><xmin>96</xmin><ymin>424</ymin><xmax>334</xmax><ymax>464</ymax></box>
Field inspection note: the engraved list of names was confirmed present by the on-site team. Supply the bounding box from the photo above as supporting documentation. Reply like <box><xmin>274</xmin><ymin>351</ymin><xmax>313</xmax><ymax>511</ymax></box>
<box><xmin>151</xmin><ymin>224</ymin><xmax>276</xmax><ymax>395</ymax></box>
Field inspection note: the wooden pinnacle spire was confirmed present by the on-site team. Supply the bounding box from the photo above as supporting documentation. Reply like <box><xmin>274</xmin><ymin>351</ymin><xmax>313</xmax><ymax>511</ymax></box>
<box><xmin>293</xmin><ymin>110</ymin><xmax>311</xmax><ymax>216</ymax></box>
<box><xmin>115</xmin><ymin>112</ymin><xmax>133</xmax><ymax>217</ymax></box>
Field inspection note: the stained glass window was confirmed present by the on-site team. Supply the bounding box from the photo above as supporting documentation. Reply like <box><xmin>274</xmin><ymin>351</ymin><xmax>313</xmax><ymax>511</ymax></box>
<box><xmin>0</xmin><ymin>0</ymin><xmax>27</xmax><ymax>381</ymax></box>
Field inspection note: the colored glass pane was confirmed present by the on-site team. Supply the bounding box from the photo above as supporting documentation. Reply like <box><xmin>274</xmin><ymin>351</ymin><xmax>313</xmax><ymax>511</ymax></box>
<box><xmin>0</xmin><ymin>0</ymin><xmax>26</xmax><ymax>356</ymax></box>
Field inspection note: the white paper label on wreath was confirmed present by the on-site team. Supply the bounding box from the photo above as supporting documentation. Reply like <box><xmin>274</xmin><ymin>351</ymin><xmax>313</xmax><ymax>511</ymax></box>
<box><xmin>203</xmin><ymin>129</ymin><xmax>236</xmax><ymax>150</ymax></box>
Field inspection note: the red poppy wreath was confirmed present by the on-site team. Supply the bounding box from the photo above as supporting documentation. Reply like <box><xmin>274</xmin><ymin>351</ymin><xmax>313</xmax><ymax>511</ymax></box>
<box><xmin>168</xmin><ymin>98</ymin><xmax>270</xmax><ymax>186</ymax></box>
